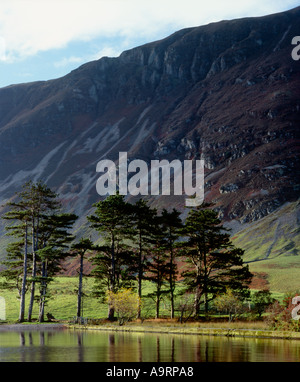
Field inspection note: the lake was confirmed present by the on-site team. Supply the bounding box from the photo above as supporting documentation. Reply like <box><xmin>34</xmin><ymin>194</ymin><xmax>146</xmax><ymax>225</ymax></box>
<box><xmin>0</xmin><ymin>327</ymin><xmax>299</xmax><ymax>362</ymax></box>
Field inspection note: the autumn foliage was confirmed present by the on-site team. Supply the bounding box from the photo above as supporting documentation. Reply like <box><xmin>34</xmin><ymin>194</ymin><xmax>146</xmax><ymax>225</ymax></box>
<box><xmin>107</xmin><ymin>289</ymin><xmax>141</xmax><ymax>325</ymax></box>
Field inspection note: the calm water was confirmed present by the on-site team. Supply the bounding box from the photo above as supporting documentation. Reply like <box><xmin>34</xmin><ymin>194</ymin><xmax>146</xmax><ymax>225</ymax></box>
<box><xmin>0</xmin><ymin>328</ymin><xmax>299</xmax><ymax>362</ymax></box>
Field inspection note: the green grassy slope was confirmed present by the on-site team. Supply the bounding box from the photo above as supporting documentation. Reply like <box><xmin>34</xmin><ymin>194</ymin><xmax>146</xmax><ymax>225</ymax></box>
<box><xmin>231</xmin><ymin>200</ymin><xmax>300</xmax><ymax>292</ymax></box>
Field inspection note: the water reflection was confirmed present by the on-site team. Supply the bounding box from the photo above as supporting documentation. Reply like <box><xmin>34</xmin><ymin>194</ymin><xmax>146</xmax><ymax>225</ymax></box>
<box><xmin>0</xmin><ymin>329</ymin><xmax>299</xmax><ymax>362</ymax></box>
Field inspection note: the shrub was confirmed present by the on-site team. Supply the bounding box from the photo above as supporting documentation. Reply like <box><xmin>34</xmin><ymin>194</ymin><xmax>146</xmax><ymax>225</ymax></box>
<box><xmin>107</xmin><ymin>289</ymin><xmax>141</xmax><ymax>325</ymax></box>
<box><xmin>265</xmin><ymin>293</ymin><xmax>300</xmax><ymax>331</ymax></box>
<box><xmin>251</xmin><ymin>289</ymin><xmax>275</xmax><ymax>319</ymax></box>
<box><xmin>214</xmin><ymin>288</ymin><xmax>245</xmax><ymax>322</ymax></box>
<box><xmin>175</xmin><ymin>293</ymin><xmax>194</xmax><ymax>323</ymax></box>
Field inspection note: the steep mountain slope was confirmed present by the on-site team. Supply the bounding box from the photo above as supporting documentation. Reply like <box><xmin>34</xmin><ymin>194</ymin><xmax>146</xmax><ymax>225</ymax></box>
<box><xmin>231</xmin><ymin>200</ymin><xmax>300</xmax><ymax>291</ymax></box>
<box><xmin>0</xmin><ymin>7</ymin><xmax>299</xmax><ymax>288</ymax></box>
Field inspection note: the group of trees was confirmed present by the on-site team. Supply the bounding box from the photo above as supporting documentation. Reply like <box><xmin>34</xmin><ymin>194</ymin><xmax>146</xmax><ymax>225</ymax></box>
<box><xmin>0</xmin><ymin>181</ymin><xmax>253</xmax><ymax>323</ymax></box>
<box><xmin>87</xmin><ymin>193</ymin><xmax>253</xmax><ymax>321</ymax></box>
<box><xmin>0</xmin><ymin>181</ymin><xmax>77</xmax><ymax>322</ymax></box>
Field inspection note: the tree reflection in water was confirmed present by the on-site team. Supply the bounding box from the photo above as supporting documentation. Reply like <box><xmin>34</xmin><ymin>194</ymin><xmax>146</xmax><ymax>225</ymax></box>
<box><xmin>0</xmin><ymin>329</ymin><xmax>298</xmax><ymax>362</ymax></box>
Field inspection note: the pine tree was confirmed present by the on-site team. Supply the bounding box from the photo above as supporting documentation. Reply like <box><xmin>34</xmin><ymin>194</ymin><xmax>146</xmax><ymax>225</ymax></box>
<box><xmin>18</xmin><ymin>181</ymin><xmax>61</xmax><ymax>321</ymax></box>
<box><xmin>1</xmin><ymin>206</ymin><xmax>31</xmax><ymax>322</ymax></box>
<box><xmin>37</xmin><ymin>213</ymin><xmax>78</xmax><ymax>322</ymax></box>
<box><xmin>1</xmin><ymin>181</ymin><xmax>77</xmax><ymax>322</ymax></box>
<box><xmin>87</xmin><ymin>194</ymin><xmax>132</xmax><ymax>320</ymax></box>
<box><xmin>182</xmin><ymin>204</ymin><xmax>252</xmax><ymax>316</ymax></box>
<box><xmin>130</xmin><ymin>199</ymin><xmax>158</xmax><ymax>319</ymax></box>
<box><xmin>145</xmin><ymin>245</ymin><xmax>170</xmax><ymax>319</ymax></box>
<box><xmin>159</xmin><ymin>208</ymin><xmax>183</xmax><ymax>318</ymax></box>
<box><xmin>0</xmin><ymin>240</ymin><xmax>27</xmax><ymax>294</ymax></box>
<box><xmin>71</xmin><ymin>238</ymin><xmax>94</xmax><ymax>319</ymax></box>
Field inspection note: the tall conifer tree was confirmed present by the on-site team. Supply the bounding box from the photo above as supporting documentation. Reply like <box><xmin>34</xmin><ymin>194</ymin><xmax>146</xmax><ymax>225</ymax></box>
<box><xmin>2</xmin><ymin>206</ymin><xmax>31</xmax><ymax>322</ymax></box>
<box><xmin>130</xmin><ymin>199</ymin><xmax>158</xmax><ymax>319</ymax></box>
<box><xmin>71</xmin><ymin>238</ymin><xmax>94</xmax><ymax>319</ymax></box>
<box><xmin>87</xmin><ymin>193</ymin><xmax>132</xmax><ymax>320</ymax></box>
<box><xmin>159</xmin><ymin>208</ymin><xmax>183</xmax><ymax>318</ymax></box>
<box><xmin>37</xmin><ymin>212</ymin><xmax>78</xmax><ymax>322</ymax></box>
<box><xmin>182</xmin><ymin>204</ymin><xmax>252</xmax><ymax>316</ymax></box>
<box><xmin>1</xmin><ymin>181</ymin><xmax>77</xmax><ymax>322</ymax></box>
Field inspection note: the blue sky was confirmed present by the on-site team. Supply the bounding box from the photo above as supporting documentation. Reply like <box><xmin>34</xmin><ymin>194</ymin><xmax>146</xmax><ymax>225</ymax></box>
<box><xmin>0</xmin><ymin>0</ymin><xmax>298</xmax><ymax>88</ymax></box>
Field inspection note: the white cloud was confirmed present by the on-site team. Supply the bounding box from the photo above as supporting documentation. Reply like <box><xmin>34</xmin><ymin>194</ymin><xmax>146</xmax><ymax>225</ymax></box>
<box><xmin>54</xmin><ymin>55</ymin><xmax>84</xmax><ymax>68</ymax></box>
<box><xmin>53</xmin><ymin>44</ymin><xmax>126</xmax><ymax>69</ymax></box>
<box><xmin>0</xmin><ymin>0</ymin><xmax>298</xmax><ymax>62</ymax></box>
<box><xmin>91</xmin><ymin>46</ymin><xmax>123</xmax><ymax>60</ymax></box>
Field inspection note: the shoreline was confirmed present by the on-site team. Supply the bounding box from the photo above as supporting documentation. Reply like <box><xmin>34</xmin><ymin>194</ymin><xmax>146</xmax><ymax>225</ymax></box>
<box><xmin>69</xmin><ymin>324</ymin><xmax>300</xmax><ymax>340</ymax></box>
<box><xmin>0</xmin><ymin>323</ymin><xmax>67</xmax><ymax>331</ymax></box>
<box><xmin>0</xmin><ymin>322</ymin><xmax>299</xmax><ymax>340</ymax></box>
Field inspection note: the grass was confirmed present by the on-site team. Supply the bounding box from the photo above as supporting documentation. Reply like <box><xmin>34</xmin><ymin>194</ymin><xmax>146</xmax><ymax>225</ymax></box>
<box><xmin>0</xmin><ymin>276</ymin><xmax>101</xmax><ymax>322</ymax></box>
<box><xmin>2</xmin><ymin>276</ymin><xmax>300</xmax><ymax>340</ymax></box>
<box><xmin>79</xmin><ymin>321</ymin><xmax>300</xmax><ymax>340</ymax></box>
<box><xmin>0</xmin><ymin>276</ymin><xmax>174</xmax><ymax>322</ymax></box>
<box><xmin>120</xmin><ymin>318</ymin><xmax>269</xmax><ymax>330</ymax></box>
<box><xmin>47</xmin><ymin>276</ymin><xmax>104</xmax><ymax>320</ymax></box>
<box><xmin>249</xmin><ymin>257</ymin><xmax>300</xmax><ymax>293</ymax></box>
<box><xmin>0</xmin><ymin>276</ymin><xmax>288</xmax><ymax>324</ymax></box>
<box><xmin>232</xmin><ymin>201</ymin><xmax>300</xmax><ymax>292</ymax></box>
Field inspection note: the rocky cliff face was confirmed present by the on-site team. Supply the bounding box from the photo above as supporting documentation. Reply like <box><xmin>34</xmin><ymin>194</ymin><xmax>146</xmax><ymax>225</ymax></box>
<box><xmin>0</xmin><ymin>7</ymin><xmax>299</xmax><ymax>230</ymax></box>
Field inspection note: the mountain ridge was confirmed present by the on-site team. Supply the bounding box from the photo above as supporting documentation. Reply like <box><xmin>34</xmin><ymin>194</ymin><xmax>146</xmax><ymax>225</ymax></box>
<box><xmin>0</xmin><ymin>7</ymin><xmax>299</xmax><ymax>281</ymax></box>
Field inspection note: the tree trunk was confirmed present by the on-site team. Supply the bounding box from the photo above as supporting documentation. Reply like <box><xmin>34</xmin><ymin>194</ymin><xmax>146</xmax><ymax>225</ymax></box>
<box><xmin>38</xmin><ymin>260</ymin><xmax>47</xmax><ymax>323</ymax></box>
<box><xmin>137</xmin><ymin>232</ymin><xmax>142</xmax><ymax>319</ymax></box>
<box><xmin>107</xmin><ymin>305</ymin><xmax>115</xmax><ymax>321</ymax></box>
<box><xmin>77</xmin><ymin>252</ymin><xmax>84</xmax><ymax>318</ymax></box>
<box><xmin>28</xmin><ymin>222</ymin><xmax>37</xmax><ymax>321</ymax></box>
<box><xmin>108</xmin><ymin>234</ymin><xmax>115</xmax><ymax>321</ymax></box>
<box><xmin>169</xmin><ymin>245</ymin><xmax>174</xmax><ymax>319</ymax></box>
<box><xmin>203</xmin><ymin>250</ymin><xmax>208</xmax><ymax>315</ymax></box>
<box><xmin>155</xmin><ymin>294</ymin><xmax>160</xmax><ymax>319</ymax></box>
<box><xmin>39</xmin><ymin>294</ymin><xmax>45</xmax><ymax>322</ymax></box>
<box><xmin>28</xmin><ymin>251</ymin><xmax>36</xmax><ymax>321</ymax></box>
<box><xmin>193</xmin><ymin>267</ymin><xmax>202</xmax><ymax>317</ymax></box>
<box><xmin>19</xmin><ymin>221</ymin><xmax>28</xmax><ymax>322</ymax></box>
<box><xmin>155</xmin><ymin>267</ymin><xmax>161</xmax><ymax>319</ymax></box>
<box><xmin>193</xmin><ymin>285</ymin><xmax>202</xmax><ymax>317</ymax></box>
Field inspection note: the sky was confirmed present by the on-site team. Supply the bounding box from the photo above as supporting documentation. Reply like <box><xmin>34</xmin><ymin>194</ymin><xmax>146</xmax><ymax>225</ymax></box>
<box><xmin>0</xmin><ymin>0</ymin><xmax>298</xmax><ymax>88</ymax></box>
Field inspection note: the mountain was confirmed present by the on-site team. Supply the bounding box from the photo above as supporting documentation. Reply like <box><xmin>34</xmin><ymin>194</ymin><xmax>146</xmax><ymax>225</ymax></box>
<box><xmin>232</xmin><ymin>200</ymin><xmax>299</xmax><ymax>292</ymax></box>
<box><xmin>0</xmin><ymin>7</ymin><xmax>299</xmax><ymax>290</ymax></box>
